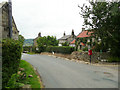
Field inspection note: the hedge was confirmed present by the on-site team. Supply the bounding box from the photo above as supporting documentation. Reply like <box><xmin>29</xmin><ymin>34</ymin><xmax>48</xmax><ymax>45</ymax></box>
<box><xmin>23</xmin><ymin>46</ymin><xmax>31</xmax><ymax>52</ymax></box>
<box><xmin>46</xmin><ymin>46</ymin><xmax>75</xmax><ymax>54</ymax></box>
<box><xmin>2</xmin><ymin>39</ymin><xmax>22</xmax><ymax>88</ymax></box>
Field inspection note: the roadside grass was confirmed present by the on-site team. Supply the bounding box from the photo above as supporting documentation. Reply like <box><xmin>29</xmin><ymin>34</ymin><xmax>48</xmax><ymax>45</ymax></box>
<box><xmin>27</xmin><ymin>52</ymin><xmax>36</xmax><ymax>55</ymax></box>
<box><xmin>19</xmin><ymin>60</ymin><xmax>41</xmax><ymax>88</ymax></box>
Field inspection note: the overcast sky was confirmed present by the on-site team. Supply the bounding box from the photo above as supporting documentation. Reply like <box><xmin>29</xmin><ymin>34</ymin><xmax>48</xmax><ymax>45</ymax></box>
<box><xmin>0</xmin><ymin>0</ymin><xmax>90</xmax><ymax>39</ymax></box>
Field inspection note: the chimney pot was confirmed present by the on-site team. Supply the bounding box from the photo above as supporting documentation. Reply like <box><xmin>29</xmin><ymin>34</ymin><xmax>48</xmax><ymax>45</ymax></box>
<box><xmin>82</xmin><ymin>28</ymin><xmax>85</xmax><ymax>31</ymax></box>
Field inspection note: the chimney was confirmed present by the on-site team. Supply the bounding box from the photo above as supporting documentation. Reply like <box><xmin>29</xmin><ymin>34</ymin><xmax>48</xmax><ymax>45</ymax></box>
<box><xmin>38</xmin><ymin>32</ymin><xmax>41</xmax><ymax>37</ymax></box>
<box><xmin>63</xmin><ymin>31</ymin><xmax>65</xmax><ymax>36</ymax></box>
<box><xmin>82</xmin><ymin>28</ymin><xmax>85</xmax><ymax>31</ymax></box>
<box><xmin>72</xmin><ymin>29</ymin><xmax>74</xmax><ymax>36</ymax></box>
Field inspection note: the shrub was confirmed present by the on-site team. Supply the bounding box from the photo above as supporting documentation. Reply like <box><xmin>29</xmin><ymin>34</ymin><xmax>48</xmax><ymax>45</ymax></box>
<box><xmin>38</xmin><ymin>46</ymin><xmax>46</xmax><ymax>53</ymax></box>
<box><xmin>2</xmin><ymin>39</ymin><xmax>22</xmax><ymax>88</ymax></box>
<box><xmin>46</xmin><ymin>46</ymin><xmax>75</xmax><ymax>54</ymax></box>
<box><xmin>83</xmin><ymin>47</ymin><xmax>88</xmax><ymax>51</ymax></box>
<box><xmin>62</xmin><ymin>42</ymin><xmax>69</xmax><ymax>46</ymax></box>
<box><xmin>5</xmin><ymin>73</ymin><xmax>24</xmax><ymax>88</ymax></box>
<box><xmin>108</xmin><ymin>57</ymin><xmax>120</xmax><ymax>62</ymax></box>
<box><xmin>23</xmin><ymin>46</ymin><xmax>31</xmax><ymax>52</ymax></box>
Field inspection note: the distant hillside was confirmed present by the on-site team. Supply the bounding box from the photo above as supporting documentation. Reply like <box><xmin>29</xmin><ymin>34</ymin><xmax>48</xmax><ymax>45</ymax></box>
<box><xmin>24</xmin><ymin>39</ymin><xmax>34</xmax><ymax>46</ymax></box>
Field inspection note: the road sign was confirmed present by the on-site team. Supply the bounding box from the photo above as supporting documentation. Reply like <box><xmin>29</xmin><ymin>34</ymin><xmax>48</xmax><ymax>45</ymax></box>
<box><xmin>88</xmin><ymin>49</ymin><xmax>92</xmax><ymax>55</ymax></box>
<box><xmin>88</xmin><ymin>49</ymin><xmax>92</xmax><ymax>63</ymax></box>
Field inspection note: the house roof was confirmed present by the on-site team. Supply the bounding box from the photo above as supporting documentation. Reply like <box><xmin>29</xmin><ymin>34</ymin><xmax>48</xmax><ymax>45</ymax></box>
<box><xmin>70</xmin><ymin>30</ymin><xmax>93</xmax><ymax>46</ymax></box>
<box><xmin>81</xmin><ymin>42</ymin><xmax>85</xmax><ymax>46</ymax></box>
<box><xmin>59</xmin><ymin>35</ymin><xmax>71</xmax><ymax>40</ymax></box>
<box><xmin>70</xmin><ymin>39</ymin><xmax>75</xmax><ymax>44</ymax></box>
<box><xmin>77</xmin><ymin>30</ymin><xmax>93</xmax><ymax>38</ymax></box>
<box><xmin>70</xmin><ymin>39</ymin><xmax>85</xmax><ymax>46</ymax></box>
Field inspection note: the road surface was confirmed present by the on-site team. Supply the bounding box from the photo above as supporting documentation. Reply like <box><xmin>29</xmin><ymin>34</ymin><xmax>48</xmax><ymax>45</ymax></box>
<box><xmin>22</xmin><ymin>53</ymin><xmax>118</xmax><ymax>88</ymax></box>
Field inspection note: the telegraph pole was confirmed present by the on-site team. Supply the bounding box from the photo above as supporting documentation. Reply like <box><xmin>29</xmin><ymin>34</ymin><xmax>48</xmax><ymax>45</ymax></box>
<box><xmin>8</xmin><ymin>0</ymin><xmax>12</xmax><ymax>38</ymax></box>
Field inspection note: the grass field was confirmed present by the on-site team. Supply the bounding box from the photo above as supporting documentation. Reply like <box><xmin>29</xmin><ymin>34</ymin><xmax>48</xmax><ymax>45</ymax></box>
<box><xmin>19</xmin><ymin>60</ymin><xmax>41</xmax><ymax>88</ymax></box>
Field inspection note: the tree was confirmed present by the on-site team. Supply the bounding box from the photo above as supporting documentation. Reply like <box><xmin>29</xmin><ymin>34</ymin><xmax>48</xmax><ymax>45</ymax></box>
<box><xmin>79</xmin><ymin>1</ymin><xmax>120</xmax><ymax>57</ymax></box>
<box><xmin>37</xmin><ymin>36</ymin><xmax>47</xmax><ymax>52</ymax></box>
<box><xmin>37</xmin><ymin>36</ymin><xmax>58</xmax><ymax>52</ymax></box>
<box><xmin>62</xmin><ymin>42</ymin><xmax>69</xmax><ymax>46</ymax></box>
<box><xmin>46</xmin><ymin>36</ymin><xmax>58</xmax><ymax>46</ymax></box>
<box><xmin>18</xmin><ymin>35</ymin><xmax>25</xmax><ymax>45</ymax></box>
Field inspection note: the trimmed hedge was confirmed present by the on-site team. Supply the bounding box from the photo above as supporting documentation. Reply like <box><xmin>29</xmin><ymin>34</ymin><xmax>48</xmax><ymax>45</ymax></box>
<box><xmin>23</xmin><ymin>46</ymin><xmax>31</xmax><ymax>52</ymax></box>
<box><xmin>46</xmin><ymin>46</ymin><xmax>75</xmax><ymax>54</ymax></box>
<box><xmin>2</xmin><ymin>39</ymin><xmax>22</xmax><ymax>88</ymax></box>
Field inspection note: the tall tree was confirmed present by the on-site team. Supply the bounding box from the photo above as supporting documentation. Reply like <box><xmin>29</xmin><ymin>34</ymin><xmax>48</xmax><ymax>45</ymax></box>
<box><xmin>79</xmin><ymin>1</ymin><xmax>120</xmax><ymax>57</ymax></box>
<box><xmin>37</xmin><ymin>36</ymin><xmax>58</xmax><ymax>52</ymax></box>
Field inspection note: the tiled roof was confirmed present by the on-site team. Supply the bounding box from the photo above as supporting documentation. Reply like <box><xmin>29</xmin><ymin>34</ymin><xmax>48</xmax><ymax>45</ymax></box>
<box><xmin>70</xmin><ymin>39</ymin><xmax>85</xmax><ymax>46</ymax></box>
<box><xmin>77</xmin><ymin>30</ymin><xmax>93</xmax><ymax>38</ymax></box>
<box><xmin>70</xmin><ymin>39</ymin><xmax>75</xmax><ymax>44</ymax></box>
<box><xmin>59</xmin><ymin>35</ymin><xmax>71</xmax><ymax>40</ymax></box>
<box><xmin>70</xmin><ymin>30</ymin><xmax>93</xmax><ymax>46</ymax></box>
<box><xmin>81</xmin><ymin>42</ymin><xmax>85</xmax><ymax>46</ymax></box>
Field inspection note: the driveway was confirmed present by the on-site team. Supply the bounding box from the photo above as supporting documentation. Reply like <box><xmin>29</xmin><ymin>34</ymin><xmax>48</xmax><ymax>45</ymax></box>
<box><xmin>22</xmin><ymin>53</ymin><xmax>118</xmax><ymax>88</ymax></box>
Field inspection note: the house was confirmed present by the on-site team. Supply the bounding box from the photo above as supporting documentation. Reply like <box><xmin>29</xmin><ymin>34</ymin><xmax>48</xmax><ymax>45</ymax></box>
<box><xmin>70</xmin><ymin>28</ymin><xmax>94</xmax><ymax>49</ymax></box>
<box><xmin>0</xmin><ymin>2</ymin><xmax>19</xmax><ymax>40</ymax></box>
<box><xmin>69</xmin><ymin>39</ymin><xmax>85</xmax><ymax>47</ymax></box>
<box><xmin>58</xmin><ymin>29</ymin><xmax>76</xmax><ymax>46</ymax></box>
<box><xmin>69</xmin><ymin>39</ymin><xmax>75</xmax><ymax>47</ymax></box>
<box><xmin>33</xmin><ymin>32</ymin><xmax>41</xmax><ymax>47</ymax></box>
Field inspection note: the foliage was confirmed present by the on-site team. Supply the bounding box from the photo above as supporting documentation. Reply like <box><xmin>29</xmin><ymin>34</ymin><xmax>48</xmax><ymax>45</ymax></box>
<box><xmin>5</xmin><ymin>74</ymin><xmax>24</xmax><ymax>88</ymax></box>
<box><xmin>5</xmin><ymin>60</ymin><xmax>41</xmax><ymax>88</ymax></box>
<box><xmin>18</xmin><ymin>35</ymin><xmax>25</xmax><ymax>45</ymax></box>
<box><xmin>46</xmin><ymin>46</ymin><xmax>75</xmax><ymax>54</ymax></box>
<box><xmin>92</xmin><ymin>43</ymin><xmax>108</xmax><ymax>52</ymax></box>
<box><xmin>2</xmin><ymin>39</ymin><xmax>22</xmax><ymax>88</ymax></box>
<box><xmin>27</xmin><ymin>52</ymin><xmax>36</xmax><ymax>55</ymax></box>
<box><xmin>32</xmin><ymin>46</ymin><xmax>37</xmax><ymax>53</ymax></box>
<box><xmin>23</xmin><ymin>46</ymin><xmax>32</xmax><ymax>52</ymax></box>
<box><xmin>108</xmin><ymin>57</ymin><xmax>120</xmax><ymax>62</ymax></box>
<box><xmin>62</xmin><ymin>42</ymin><xmax>69</xmax><ymax>46</ymax></box>
<box><xmin>19</xmin><ymin>60</ymin><xmax>41</xmax><ymax>88</ymax></box>
<box><xmin>79</xmin><ymin>1</ymin><xmax>120</xmax><ymax>57</ymax></box>
<box><xmin>83</xmin><ymin>47</ymin><xmax>88</xmax><ymax>51</ymax></box>
<box><xmin>24</xmin><ymin>39</ymin><xmax>34</xmax><ymax>46</ymax></box>
<box><xmin>37</xmin><ymin>36</ymin><xmax>58</xmax><ymax>52</ymax></box>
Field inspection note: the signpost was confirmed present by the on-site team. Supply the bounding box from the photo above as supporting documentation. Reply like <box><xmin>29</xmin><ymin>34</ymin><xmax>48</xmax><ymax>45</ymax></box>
<box><xmin>88</xmin><ymin>49</ymin><xmax>92</xmax><ymax>63</ymax></box>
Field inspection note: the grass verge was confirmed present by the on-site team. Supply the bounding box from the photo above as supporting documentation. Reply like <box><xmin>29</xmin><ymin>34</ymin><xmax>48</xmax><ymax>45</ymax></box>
<box><xmin>27</xmin><ymin>52</ymin><xmax>36</xmax><ymax>55</ymax></box>
<box><xmin>19</xmin><ymin>60</ymin><xmax>41</xmax><ymax>88</ymax></box>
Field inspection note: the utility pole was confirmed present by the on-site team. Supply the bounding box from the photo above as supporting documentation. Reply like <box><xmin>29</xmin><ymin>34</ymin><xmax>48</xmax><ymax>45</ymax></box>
<box><xmin>8</xmin><ymin>0</ymin><xmax>12</xmax><ymax>38</ymax></box>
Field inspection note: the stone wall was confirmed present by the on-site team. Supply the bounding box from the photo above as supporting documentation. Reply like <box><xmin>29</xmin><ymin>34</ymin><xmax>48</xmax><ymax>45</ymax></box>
<box><xmin>0</xmin><ymin>2</ymin><xmax>19</xmax><ymax>40</ymax></box>
<box><xmin>71</xmin><ymin>51</ymin><xmax>110</xmax><ymax>62</ymax></box>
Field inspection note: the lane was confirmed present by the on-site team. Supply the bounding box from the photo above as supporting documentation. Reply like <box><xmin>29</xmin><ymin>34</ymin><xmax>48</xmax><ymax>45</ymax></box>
<box><xmin>22</xmin><ymin>53</ymin><xmax>118</xmax><ymax>88</ymax></box>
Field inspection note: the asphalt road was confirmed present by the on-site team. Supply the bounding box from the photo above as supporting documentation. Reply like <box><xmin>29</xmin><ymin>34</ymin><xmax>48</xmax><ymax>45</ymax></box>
<box><xmin>22</xmin><ymin>53</ymin><xmax>118</xmax><ymax>88</ymax></box>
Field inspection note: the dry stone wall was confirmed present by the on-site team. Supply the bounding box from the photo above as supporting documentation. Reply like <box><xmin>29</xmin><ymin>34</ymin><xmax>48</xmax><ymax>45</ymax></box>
<box><xmin>71</xmin><ymin>51</ymin><xmax>110</xmax><ymax>62</ymax></box>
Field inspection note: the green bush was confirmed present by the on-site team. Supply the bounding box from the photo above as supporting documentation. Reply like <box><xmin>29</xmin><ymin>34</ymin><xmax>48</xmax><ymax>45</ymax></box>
<box><xmin>5</xmin><ymin>73</ymin><xmax>24</xmax><ymax>88</ymax></box>
<box><xmin>62</xmin><ymin>42</ymin><xmax>69</xmax><ymax>46</ymax></box>
<box><xmin>83</xmin><ymin>47</ymin><xmax>88</xmax><ymax>51</ymax></box>
<box><xmin>2</xmin><ymin>39</ymin><xmax>22</xmax><ymax>88</ymax></box>
<box><xmin>38</xmin><ymin>46</ymin><xmax>46</xmax><ymax>53</ymax></box>
<box><xmin>23</xmin><ymin>46</ymin><xmax>31</xmax><ymax>52</ymax></box>
<box><xmin>46</xmin><ymin>46</ymin><xmax>75</xmax><ymax>54</ymax></box>
<box><xmin>108</xmin><ymin>57</ymin><xmax>120</xmax><ymax>62</ymax></box>
<box><xmin>32</xmin><ymin>46</ymin><xmax>36</xmax><ymax>53</ymax></box>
